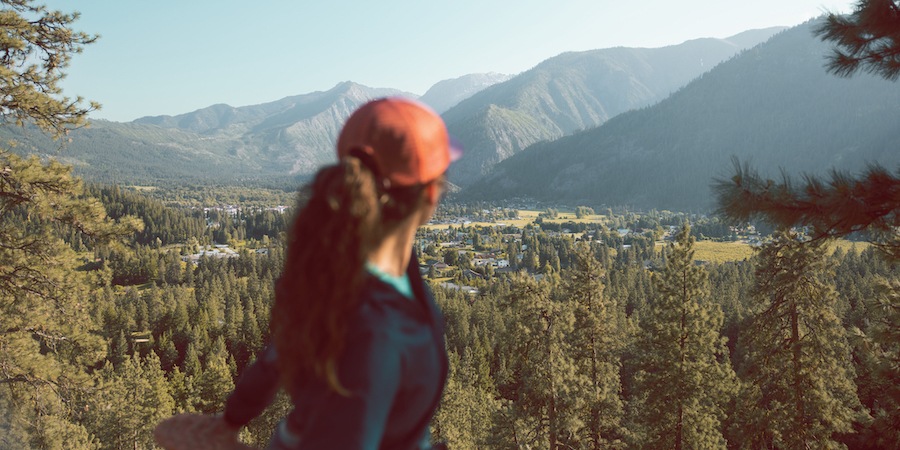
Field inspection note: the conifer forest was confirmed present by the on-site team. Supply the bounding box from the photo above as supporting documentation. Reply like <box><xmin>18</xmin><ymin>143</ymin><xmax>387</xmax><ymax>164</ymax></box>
<box><xmin>2</xmin><ymin>179</ymin><xmax>898</xmax><ymax>448</ymax></box>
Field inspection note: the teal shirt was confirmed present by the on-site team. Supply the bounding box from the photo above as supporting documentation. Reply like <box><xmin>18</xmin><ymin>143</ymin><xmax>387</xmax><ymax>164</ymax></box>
<box><xmin>365</xmin><ymin>262</ymin><xmax>414</xmax><ymax>300</ymax></box>
<box><xmin>224</xmin><ymin>253</ymin><xmax>449</xmax><ymax>449</ymax></box>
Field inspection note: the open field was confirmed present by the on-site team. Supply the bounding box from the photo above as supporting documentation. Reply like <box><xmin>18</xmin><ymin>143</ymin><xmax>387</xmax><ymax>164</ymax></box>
<box><xmin>519</xmin><ymin>209</ymin><xmax>607</xmax><ymax>225</ymax></box>
<box><xmin>681</xmin><ymin>239</ymin><xmax>872</xmax><ymax>264</ymax></box>
<box><xmin>425</xmin><ymin>209</ymin><xmax>606</xmax><ymax>230</ymax></box>
<box><xmin>692</xmin><ymin>241</ymin><xmax>755</xmax><ymax>263</ymax></box>
<box><xmin>128</xmin><ymin>185</ymin><xmax>159</xmax><ymax>192</ymax></box>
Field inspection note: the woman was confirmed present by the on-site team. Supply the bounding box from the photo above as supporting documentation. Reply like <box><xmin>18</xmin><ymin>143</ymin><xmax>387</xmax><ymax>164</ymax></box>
<box><xmin>220</xmin><ymin>97</ymin><xmax>456</xmax><ymax>449</ymax></box>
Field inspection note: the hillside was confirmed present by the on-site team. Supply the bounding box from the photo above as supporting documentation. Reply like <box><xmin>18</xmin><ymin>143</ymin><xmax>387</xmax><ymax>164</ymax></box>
<box><xmin>443</xmin><ymin>27</ymin><xmax>784</xmax><ymax>185</ymax></box>
<box><xmin>3</xmin><ymin>82</ymin><xmax>411</xmax><ymax>184</ymax></box>
<box><xmin>464</xmin><ymin>20</ymin><xmax>900</xmax><ymax>211</ymax></box>
<box><xmin>419</xmin><ymin>72</ymin><xmax>511</xmax><ymax>113</ymax></box>
<box><xmin>2</xmin><ymin>28</ymin><xmax>781</xmax><ymax>187</ymax></box>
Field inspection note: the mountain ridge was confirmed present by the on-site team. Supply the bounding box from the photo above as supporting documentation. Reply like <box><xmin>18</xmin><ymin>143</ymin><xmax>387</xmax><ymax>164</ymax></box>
<box><xmin>442</xmin><ymin>27</ymin><xmax>786</xmax><ymax>185</ymax></box>
<box><xmin>463</xmin><ymin>20</ymin><xmax>900</xmax><ymax>211</ymax></box>
<box><xmin>5</xmin><ymin>27</ymin><xmax>791</xmax><ymax>191</ymax></box>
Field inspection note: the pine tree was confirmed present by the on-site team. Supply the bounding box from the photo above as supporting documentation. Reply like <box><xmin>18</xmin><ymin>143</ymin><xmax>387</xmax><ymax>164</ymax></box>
<box><xmin>496</xmin><ymin>273</ymin><xmax>586</xmax><ymax>449</ymax></box>
<box><xmin>432</xmin><ymin>346</ymin><xmax>499</xmax><ymax>449</ymax></box>
<box><xmin>0</xmin><ymin>3</ymin><xmax>141</xmax><ymax>443</ymax></box>
<box><xmin>851</xmin><ymin>276</ymin><xmax>900</xmax><ymax>447</ymax></box>
<box><xmin>85</xmin><ymin>354</ymin><xmax>174</xmax><ymax>450</ymax></box>
<box><xmin>732</xmin><ymin>231</ymin><xmax>864</xmax><ymax>448</ymax></box>
<box><xmin>193</xmin><ymin>338</ymin><xmax>235</xmax><ymax>413</ymax></box>
<box><xmin>632</xmin><ymin>225</ymin><xmax>736</xmax><ymax>449</ymax></box>
<box><xmin>564</xmin><ymin>242</ymin><xmax>627</xmax><ymax>448</ymax></box>
<box><xmin>714</xmin><ymin>160</ymin><xmax>900</xmax><ymax>259</ymax></box>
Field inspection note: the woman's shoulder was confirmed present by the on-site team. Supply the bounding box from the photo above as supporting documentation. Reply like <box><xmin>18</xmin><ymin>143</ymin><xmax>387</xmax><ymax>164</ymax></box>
<box><xmin>349</xmin><ymin>276</ymin><xmax>434</xmax><ymax>343</ymax></box>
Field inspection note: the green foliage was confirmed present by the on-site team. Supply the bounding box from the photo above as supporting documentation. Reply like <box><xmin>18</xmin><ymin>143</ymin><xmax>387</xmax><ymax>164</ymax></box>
<box><xmin>495</xmin><ymin>273</ymin><xmax>585</xmax><ymax>449</ymax></box>
<box><xmin>563</xmin><ymin>242</ymin><xmax>627</xmax><ymax>448</ymax></box>
<box><xmin>84</xmin><ymin>354</ymin><xmax>174</xmax><ymax>450</ymax></box>
<box><xmin>432</xmin><ymin>347</ymin><xmax>499</xmax><ymax>448</ymax></box>
<box><xmin>443</xmin><ymin>248</ymin><xmax>459</xmax><ymax>266</ymax></box>
<box><xmin>193</xmin><ymin>340</ymin><xmax>235</xmax><ymax>414</ymax></box>
<box><xmin>632</xmin><ymin>225</ymin><xmax>736</xmax><ymax>449</ymax></box>
<box><xmin>847</xmin><ymin>277</ymin><xmax>900</xmax><ymax>447</ymax></box>
<box><xmin>574</xmin><ymin>206</ymin><xmax>594</xmax><ymax>219</ymax></box>
<box><xmin>715</xmin><ymin>159</ymin><xmax>900</xmax><ymax>257</ymax></box>
<box><xmin>731</xmin><ymin>232</ymin><xmax>864</xmax><ymax>448</ymax></box>
<box><xmin>539</xmin><ymin>207</ymin><xmax>559</xmax><ymax>219</ymax></box>
<box><xmin>3</xmin><ymin>178</ymin><xmax>898</xmax><ymax>447</ymax></box>
<box><xmin>0</xmin><ymin>2</ymin><xmax>147</xmax><ymax>439</ymax></box>
<box><xmin>0</xmin><ymin>0</ymin><xmax>98</xmax><ymax>136</ymax></box>
<box><xmin>0</xmin><ymin>0</ymin><xmax>104</xmax><ymax>392</ymax></box>
<box><xmin>816</xmin><ymin>0</ymin><xmax>900</xmax><ymax>81</ymax></box>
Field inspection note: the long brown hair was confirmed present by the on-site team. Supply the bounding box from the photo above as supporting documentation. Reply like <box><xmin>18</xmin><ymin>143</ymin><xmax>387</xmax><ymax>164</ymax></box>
<box><xmin>270</xmin><ymin>156</ymin><xmax>426</xmax><ymax>395</ymax></box>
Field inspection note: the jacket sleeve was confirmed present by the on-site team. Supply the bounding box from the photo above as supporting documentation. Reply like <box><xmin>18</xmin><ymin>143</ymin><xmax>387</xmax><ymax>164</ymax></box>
<box><xmin>291</xmin><ymin>327</ymin><xmax>401</xmax><ymax>450</ymax></box>
<box><xmin>222</xmin><ymin>345</ymin><xmax>280</xmax><ymax>428</ymax></box>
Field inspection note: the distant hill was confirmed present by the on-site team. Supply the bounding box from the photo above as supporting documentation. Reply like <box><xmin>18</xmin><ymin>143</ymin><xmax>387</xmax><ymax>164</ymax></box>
<box><xmin>464</xmin><ymin>20</ymin><xmax>900</xmax><ymax>211</ymax></box>
<box><xmin>132</xmin><ymin>81</ymin><xmax>411</xmax><ymax>175</ymax></box>
<box><xmin>4</xmin><ymin>82</ymin><xmax>412</xmax><ymax>184</ymax></box>
<box><xmin>420</xmin><ymin>73</ymin><xmax>511</xmax><ymax>113</ymax></box>
<box><xmin>443</xmin><ymin>27</ymin><xmax>785</xmax><ymax>185</ymax></box>
<box><xmin>2</xmin><ymin>28</ymin><xmax>784</xmax><ymax>188</ymax></box>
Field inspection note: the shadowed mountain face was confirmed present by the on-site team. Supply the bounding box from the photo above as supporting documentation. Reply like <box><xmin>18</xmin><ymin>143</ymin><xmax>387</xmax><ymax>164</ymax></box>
<box><xmin>464</xmin><ymin>20</ymin><xmax>900</xmax><ymax>211</ymax></box>
<box><xmin>442</xmin><ymin>27</ymin><xmax>785</xmax><ymax>186</ymax></box>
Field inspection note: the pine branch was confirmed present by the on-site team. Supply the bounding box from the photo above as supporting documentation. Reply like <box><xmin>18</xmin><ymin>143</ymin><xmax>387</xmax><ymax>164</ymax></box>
<box><xmin>715</xmin><ymin>158</ymin><xmax>900</xmax><ymax>252</ymax></box>
<box><xmin>815</xmin><ymin>0</ymin><xmax>900</xmax><ymax>81</ymax></box>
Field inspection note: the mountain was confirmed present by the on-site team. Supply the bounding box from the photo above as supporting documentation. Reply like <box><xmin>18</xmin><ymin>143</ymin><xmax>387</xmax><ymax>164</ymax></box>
<box><xmin>4</xmin><ymin>82</ymin><xmax>413</xmax><ymax>184</ymax></box>
<box><xmin>1</xmin><ymin>28</ymin><xmax>783</xmax><ymax>188</ymax></box>
<box><xmin>464</xmin><ymin>20</ymin><xmax>900</xmax><ymax>211</ymax></box>
<box><xmin>443</xmin><ymin>27</ymin><xmax>785</xmax><ymax>186</ymax></box>
<box><xmin>419</xmin><ymin>73</ymin><xmax>511</xmax><ymax>113</ymax></box>
<box><xmin>132</xmin><ymin>81</ymin><xmax>412</xmax><ymax>175</ymax></box>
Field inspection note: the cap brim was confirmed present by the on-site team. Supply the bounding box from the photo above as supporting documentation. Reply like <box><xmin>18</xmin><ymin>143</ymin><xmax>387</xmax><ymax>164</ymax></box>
<box><xmin>449</xmin><ymin>136</ymin><xmax>464</xmax><ymax>163</ymax></box>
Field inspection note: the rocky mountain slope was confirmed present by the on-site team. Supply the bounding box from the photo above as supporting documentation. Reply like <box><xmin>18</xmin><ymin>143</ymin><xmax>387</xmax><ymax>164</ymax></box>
<box><xmin>464</xmin><ymin>20</ymin><xmax>900</xmax><ymax>211</ymax></box>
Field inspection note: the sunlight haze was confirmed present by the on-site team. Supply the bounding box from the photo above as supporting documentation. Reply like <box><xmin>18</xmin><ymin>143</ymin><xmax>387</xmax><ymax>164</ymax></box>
<box><xmin>44</xmin><ymin>0</ymin><xmax>854</xmax><ymax>121</ymax></box>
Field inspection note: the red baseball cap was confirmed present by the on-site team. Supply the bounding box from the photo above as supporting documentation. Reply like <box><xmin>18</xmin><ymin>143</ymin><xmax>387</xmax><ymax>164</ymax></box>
<box><xmin>337</xmin><ymin>97</ymin><xmax>462</xmax><ymax>187</ymax></box>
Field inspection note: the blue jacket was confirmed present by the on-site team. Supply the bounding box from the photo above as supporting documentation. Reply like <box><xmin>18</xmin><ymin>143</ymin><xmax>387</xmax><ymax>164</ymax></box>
<box><xmin>223</xmin><ymin>255</ymin><xmax>449</xmax><ymax>449</ymax></box>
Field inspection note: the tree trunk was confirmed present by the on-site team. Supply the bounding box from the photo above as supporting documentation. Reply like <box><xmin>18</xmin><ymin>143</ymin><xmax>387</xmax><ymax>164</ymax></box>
<box><xmin>790</xmin><ymin>296</ymin><xmax>806</xmax><ymax>447</ymax></box>
<box><xmin>675</xmin><ymin>268</ymin><xmax>688</xmax><ymax>450</ymax></box>
<box><xmin>590</xmin><ymin>291</ymin><xmax>601</xmax><ymax>449</ymax></box>
<box><xmin>547</xmin><ymin>313</ymin><xmax>558</xmax><ymax>450</ymax></box>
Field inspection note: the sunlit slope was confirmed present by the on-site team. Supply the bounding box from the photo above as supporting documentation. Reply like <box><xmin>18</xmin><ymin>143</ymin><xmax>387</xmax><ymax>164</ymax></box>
<box><xmin>465</xmin><ymin>20</ymin><xmax>900</xmax><ymax>210</ymax></box>
<box><xmin>444</xmin><ymin>28</ymin><xmax>784</xmax><ymax>185</ymax></box>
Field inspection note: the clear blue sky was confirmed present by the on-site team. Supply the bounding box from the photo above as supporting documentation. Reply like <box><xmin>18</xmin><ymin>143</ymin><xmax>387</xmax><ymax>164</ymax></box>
<box><xmin>43</xmin><ymin>0</ymin><xmax>853</xmax><ymax>122</ymax></box>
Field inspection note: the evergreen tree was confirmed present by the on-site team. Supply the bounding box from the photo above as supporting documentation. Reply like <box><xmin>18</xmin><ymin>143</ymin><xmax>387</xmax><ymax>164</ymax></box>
<box><xmin>85</xmin><ymin>354</ymin><xmax>174</xmax><ymax>450</ymax></box>
<box><xmin>496</xmin><ymin>273</ymin><xmax>585</xmax><ymax>449</ymax></box>
<box><xmin>715</xmin><ymin>160</ymin><xmax>900</xmax><ymax>259</ymax></box>
<box><xmin>632</xmin><ymin>225</ymin><xmax>736</xmax><ymax>449</ymax></box>
<box><xmin>731</xmin><ymin>232</ymin><xmax>864</xmax><ymax>448</ymax></box>
<box><xmin>0</xmin><ymin>3</ymin><xmax>142</xmax><ymax>443</ymax></box>
<box><xmin>432</xmin><ymin>345</ymin><xmax>498</xmax><ymax>449</ymax></box>
<box><xmin>193</xmin><ymin>339</ymin><xmax>235</xmax><ymax>413</ymax></box>
<box><xmin>850</xmin><ymin>276</ymin><xmax>900</xmax><ymax>447</ymax></box>
<box><xmin>563</xmin><ymin>242</ymin><xmax>626</xmax><ymax>448</ymax></box>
